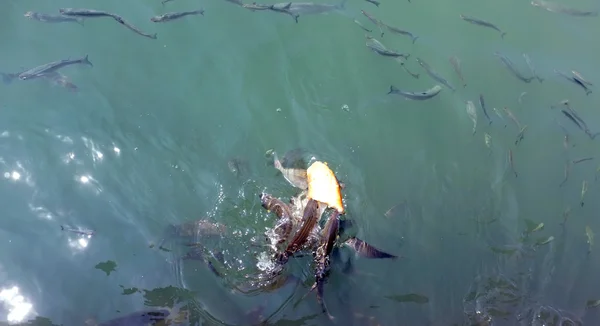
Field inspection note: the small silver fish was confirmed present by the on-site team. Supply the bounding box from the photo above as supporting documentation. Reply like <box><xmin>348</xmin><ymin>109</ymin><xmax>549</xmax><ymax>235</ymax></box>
<box><xmin>460</xmin><ymin>14</ymin><xmax>506</xmax><ymax>38</ymax></box>
<box><xmin>572</xmin><ymin>70</ymin><xmax>593</xmax><ymax>86</ymax></box>
<box><xmin>416</xmin><ymin>58</ymin><xmax>455</xmax><ymax>91</ymax></box>
<box><xmin>466</xmin><ymin>100</ymin><xmax>478</xmax><ymax>135</ymax></box>
<box><xmin>494</xmin><ymin>52</ymin><xmax>534</xmax><ymax>83</ymax></box>
<box><xmin>387</xmin><ymin>84</ymin><xmax>442</xmax><ymax>101</ymax></box>
<box><xmin>449</xmin><ymin>56</ymin><xmax>467</xmax><ymax>87</ymax></box>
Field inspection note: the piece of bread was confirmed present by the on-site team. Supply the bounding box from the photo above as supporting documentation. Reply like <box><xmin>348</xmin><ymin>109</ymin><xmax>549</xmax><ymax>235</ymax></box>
<box><xmin>306</xmin><ymin>161</ymin><xmax>344</xmax><ymax>214</ymax></box>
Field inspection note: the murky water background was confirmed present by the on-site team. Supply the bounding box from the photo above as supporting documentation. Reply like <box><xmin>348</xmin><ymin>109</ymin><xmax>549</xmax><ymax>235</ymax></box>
<box><xmin>1</xmin><ymin>0</ymin><xmax>600</xmax><ymax>325</ymax></box>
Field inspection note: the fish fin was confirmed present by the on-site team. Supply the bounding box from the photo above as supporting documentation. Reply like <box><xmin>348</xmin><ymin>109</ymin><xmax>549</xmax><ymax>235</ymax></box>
<box><xmin>283</xmin><ymin>2</ymin><xmax>292</xmax><ymax>9</ymax></box>
<box><xmin>345</xmin><ymin>237</ymin><xmax>397</xmax><ymax>259</ymax></box>
<box><xmin>77</xmin><ymin>18</ymin><xmax>85</xmax><ymax>26</ymax></box>
<box><xmin>411</xmin><ymin>36</ymin><xmax>419</xmax><ymax>44</ymax></box>
<box><xmin>501</xmin><ymin>32</ymin><xmax>506</xmax><ymax>39</ymax></box>
<box><xmin>83</xmin><ymin>54</ymin><xmax>93</xmax><ymax>67</ymax></box>
<box><xmin>388</xmin><ymin>85</ymin><xmax>398</xmax><ymax>94</ymax></box>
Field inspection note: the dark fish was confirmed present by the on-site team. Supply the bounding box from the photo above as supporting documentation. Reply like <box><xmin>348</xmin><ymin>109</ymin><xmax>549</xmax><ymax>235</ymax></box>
<box><xmin>561</xmin><ymin>109</ymin><xmax>584</xmax><ymax>131</ymax></box>
<box><xmin>353</xmin><ymin>19</ymin><xmax>372</xmax><ymax>33</ymax></box>
<box><xmin>150</xmin><ymin>9</ymin><xmax>205</xmax><ymax>22</ymax></box>
<box><xmin>18</xmin><ymin>55</ymin><xmax>92</xmax><ymax>80</ymax></box>
<box><xmin>305</xmin><ymin>211</ymin><xmax>340</xmax><ymax>320</ymax></box>
<box><xmin>479</xmin><ymin>94</ymin><xmax>492</xmax><ymax>125</ymax></box>
<box><xmin>573</xmin><ymin>157</ymin><xmax>593</xmax><ymax>164</ymax></box>
<box><xmin>343</xmin><ymin>237</ymin><xmax>397</xmax><ymax>259</ymax></box>
<box><xmin>415</xmin><ymin>57</ymin><xmax>455</xmax><ymax>91</ymax></box>
<box><xmin>24</xmin><ymin>11</ymin><xmax>84</xmax><ymax>26</ymax></box>
<box><xmin>365</xmin><ymin>0</ymin><xmax>380</xmax><ymax>7</ymax></box>
<box><xmin>494</xmin><ymin>52</ymin><xmax>534</xmax><ymax>83</ymax></box>
<box><xmin>383</xmin><ymin>23</ymin><xmax>419</xmax><ymax>43</ymax></box>
<box><xmin>111</xmin><ymin>15</ymin><xmax>157</xmax><ymax>39</ymax></box>
<box><xmin>360</xmin><ymin>10</ymin><xmax>384</xmax><ymax>36</ymax></box>
<box><xmin>449</xmin><ymin>56</ymin><xmax>467</xmax><ymax>87</ymax></box>
<box><xmin>97</xmin><ymin>309</ymin><xmax>169</xmax><ymax>326</ymax></box>
<box><xmin>388</xmin><ymin>84</ymin><xmax>443</xmax><ymax>100</ymax></box>
<box><xmin>260</xmin><ymin>193</ymin><xmax>294</xmax><ymax>245</ymax></box>
<box><xmin>460</xmin><ymin>14</ymin><xmax>506</xmax><ymax>38</ymax></box>
<box><xmin>278</xmin><ymin>199</ymin><xmax>320</xmax><ymax>263</ymax></box>
<box><xmin>58</xmin><ymin>8</ymin><xmax>116</xmax><ymax>18</ymax></box>
<box><xmin>60</xmin><ymin>225</ymin><xmax>94</xmax><ymax>236</ymax></box>
<box><xmin>366</xmin><ymin>36</ymin><xmax>410</xmax><ymax>58</ymax></box>
<box><xmin>555</xmin><ymin>69</ymin><xmax>592</xmax><ymax>95</ymax></box>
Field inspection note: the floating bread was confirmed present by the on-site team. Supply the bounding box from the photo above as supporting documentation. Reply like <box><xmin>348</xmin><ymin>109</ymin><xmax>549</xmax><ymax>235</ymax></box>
<box><xmin>306</xmin><ymin>161</ymin><xmax>344</xmax><ymax>214</ymax></box>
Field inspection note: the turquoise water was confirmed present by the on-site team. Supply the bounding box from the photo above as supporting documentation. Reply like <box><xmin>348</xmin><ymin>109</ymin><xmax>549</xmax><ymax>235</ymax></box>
<box><xmin>1</xmin><ymin>0</ymin><xmax>600</xmax><ymax>324</ymax></box>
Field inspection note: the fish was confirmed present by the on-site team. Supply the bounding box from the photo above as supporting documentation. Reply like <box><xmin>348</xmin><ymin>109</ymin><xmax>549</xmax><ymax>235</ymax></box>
<box><xmin>460</xmin><ymin>14</ymin><xmax>506</xmax><ymax>38</ymax></box>
<box><xmin>572</xmin><ymin>70</ymin><xmax>593</xmax><ymax>86</ymax></box>
<box><xmin>360</xmin><ymin>10</ymin><xmax>384</xmax><ymax>36</ymax></box>
<box><xmin>273</xmin><ymin>152</ymin><xmax>308</xmax><ymax>189</ymax></box>
<box><xmin>382</xmin><ymin>23</ymin><xmax>419</xmax><ymax>43</ymax></box>
<box><xmin>515</xmin><ymin>125</ymin><xmax>528</xmax><ymax>146</ymax></box>
<box><xmin>58</xmin><ymin>8</ymin><xmax>116</xmax><ymax>18</ymax></box>
<box><xmin>387</xmin><ymin>84</ymin><xmax>443</xmax><ymax>101</ymax></box>
<box><xmin>353</xmin><ymin>19</ymin><xmax>372</xmax><ymax>33</ymax></box>
<box><xmin>479</xmin><ymin>94</ymin><xmax>492</xmax><ymax>125</ymax></box>
<box><xmin>343</xmin><ymin>237</ymin><xmax>397</xmax><ymax>259</ymax></box>
<box><xmin>24</xmin><ymin>11</ymin><xmax>84</xmax><ymax>26</ymax></box>
<box><xmin>534</xmin><ymin>235</ymin><xmax>554</xmax><ymax>246</ymax></box>
<box><xmin>573</xmin><ymin>157</ymin><xmax>593</xmax><ymax>164</ymax></box>
<box><xmin>45</xmin><ymin>72</ymin><xmax>79</xmax><ymax>92</ymax></box>
<box><xmin>364</xmin><ymin>0</ymin><xmax>380</xmax><ymax>7</ymax></box>
<box><xmin>278</xmin><ymin>198</ymin><xmax>320</xmax><ymax>263</ymax></box>
<box><xmin>395</xmin><ymin>57</ymin><xmax>420</xmax><ymax>79</ymax></box>
<box><xmin>465</xmin><ymin>100</ymin><xmax>478</xmax><ymax>135</ymax></box>
<box><xmin>271</xmin><ymin>0</ymin><xmax>346</xmax><ymax>16</ymax></box>
<box><xmin>580</xmin><ymin>180</ymin><xmax>588</xmax><ymax>207</ymax></box>
<box><xmin>260</xmin><ymin>193</ymin><xmax>294</xmax><ymax>246</ymax></box>
<box><xmin>586</xmin><ymin>299</ymin><xmax>600</xmax><ymax>309</ymax></box>
<box><xmin>531</xmin><ymin>0</ymin><xmax>598</xmax><ymax>17</ymax></box>
<box><xmin>585</xmin><ymin>226</ymin><xmax>594</xmax><ymax>254</ymax></box>
<box><xmin>150</xmin><ymin>9</ymin><xmax>204</xmax><ymax>22</ymax></box>
<box><xmin>561</xmin><ymin>109</ymin><xmax>584</xmax><ymax>131</ymax></box>
<box><xmin>560</xmin><ymin>161</ymin><xmax>570</xmax><ymax>187</ymax></box>
<box><xmin>366</xmin><ymin>36</ymin><xmax>410</xmax><ymax>58</ymax></box>
<box><xmin>415</xmin><ymin>58</ymin><xmax>455</xmax><ymax>91</ymax></box>
<box><xmin>503</xmin><ymin>107</ymin><xmax>522</xmax><ymax>130</ymax></box>
<box><xmin>492</xmin><ymin>107</ymin><xmax>504</xmax><ymax>120</ymax></box>
<box><xmin>522</xmin><ymin>53</ymin><xmax>544</xmax><ymax>83</ymax></box>
<box><xmin>304</xmin><ymin>211</ymin><xmax>340</xmax><ymax>320</ymax></box>
<box><xmin>162</xmin><ymin>219</ymin><xmax>227</xmax><ymax>241</ymax></box>
<box><xmin>494</xmin><ymin>52</ymin><xmax>534</xmax><ymax>83</ymax></box>
<box><xmin>18</xmin><ymin>55</ymin><xmax>93</xmax><ymax>80</ymax></box>
<box><xmin>518</xmin><ymin>92</ymin><xmax>528</xmax><ymax>104</ymax></box>
<box><xmin>60</xmin><ymin>225</ymin><xmax>94</xmax><ymax>236</ymax></box>
<box><xmin>555</xmin><ymin>69</ymin><xmax>592</xmax><ymax>95</ymax></box>
<box><xmin>449</xmin><ymin>56</ymin><xmax>467</xmax><ymax>87</ymax></box>
<box><xmin>484</xmin><ymin>133</ymin><xmax>492</xmax><ymax>149</ymax></box>
<box><xmin>111</xmin><ymin>14</ymin><xmax>157</xmax><ymax>39</ymax></box>
<box><xmin>508</xmin><ymin>149</ymin><xmax>517</xmax><ymax>178</ymax></box>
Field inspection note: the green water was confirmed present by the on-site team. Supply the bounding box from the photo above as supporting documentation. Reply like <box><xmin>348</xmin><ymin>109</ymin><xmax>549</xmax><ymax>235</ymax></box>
<box><xmin>1</xmin><ymin>0</ymin><xmax>600</xmax><ymax>324</ymax></box>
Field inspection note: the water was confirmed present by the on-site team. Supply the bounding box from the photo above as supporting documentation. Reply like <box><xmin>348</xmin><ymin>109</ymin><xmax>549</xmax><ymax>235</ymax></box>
<box><xmin>1</xmin><ymin>0</ymin><xmax>600</xmax><ymax>324</ymax></box>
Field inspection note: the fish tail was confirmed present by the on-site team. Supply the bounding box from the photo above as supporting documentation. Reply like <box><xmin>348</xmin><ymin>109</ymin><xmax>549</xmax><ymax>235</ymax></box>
<box><xmin>77</xmin><ymin>18</ymin><xmax>85</xmax><ymax>26</ymax></box>
<box><xmin>501</xmin><ymin>32</ymin><xmax>506</xmax><ymax>39</ymax></box>
<box><xmin>388</xmin><ymin>85</ymin><xmax>398</xmax><ymax>94</ymax></box>
<box><xmin>537</xmin><ymin>76</ymin><xmax>544</xmax><ymax>83</ymax></box>
<box><xmin>586</xmin><ymin>90</ymin><xmax>592</xmax><ymax>95</ymax></box>
<box><xmin>60</xmin><ymin>225</ymin><xmax>65</xmax><ymax>231</ymax></box>
<box><xmin>411</xmin><ymin>36</ymin><xmax>419</xmax><ymax>44</ymax></box>
<box><xmin>151</xmin><ymin>33</ymin><xmax>158</xmax><ymax>39</ymax></box>
<box><xmin>83</xmin><ymin>54</ymin><xmax>93</xmax><ymax>67</ymax></box>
